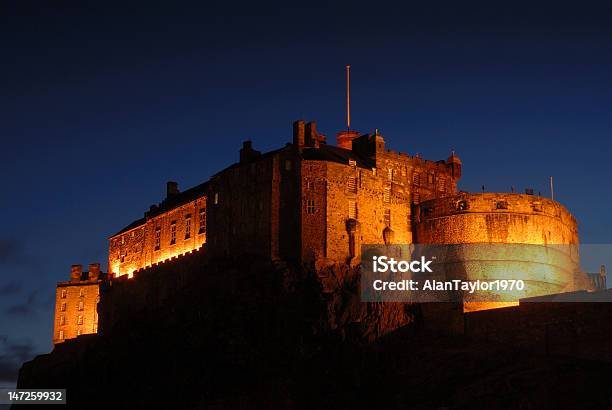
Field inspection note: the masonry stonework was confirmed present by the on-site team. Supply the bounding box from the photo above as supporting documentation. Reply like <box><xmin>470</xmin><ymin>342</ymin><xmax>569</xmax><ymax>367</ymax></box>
<box><xmin>53</xmin><ymin>264</ymin><xmax>103</xmax><ymax>344</ymax></box>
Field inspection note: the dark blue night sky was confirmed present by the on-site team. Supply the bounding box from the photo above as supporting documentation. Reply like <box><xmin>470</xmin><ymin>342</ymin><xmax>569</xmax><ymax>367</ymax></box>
<box><xmin>1</xmin><ymin>2</ymin><xmax>612</xmax><ymax>386</ymax></box>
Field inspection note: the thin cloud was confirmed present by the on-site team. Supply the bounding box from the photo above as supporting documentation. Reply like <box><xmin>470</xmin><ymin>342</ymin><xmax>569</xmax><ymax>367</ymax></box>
<box><xmin>0</xmin><ymin>281</ymin><xmax>22</xmax><ymax>296</ymax></box>
<box><xmin>4</xmin><ymin>288</ymin><xmax>50</xmax><ymax>318</ymax></box>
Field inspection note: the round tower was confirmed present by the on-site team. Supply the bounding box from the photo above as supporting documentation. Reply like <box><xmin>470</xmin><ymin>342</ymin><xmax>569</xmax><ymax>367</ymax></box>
<box><xmin>413</xmin><ymin>193</ymin><xmax>585</xmax><ymax>311</ymax></box>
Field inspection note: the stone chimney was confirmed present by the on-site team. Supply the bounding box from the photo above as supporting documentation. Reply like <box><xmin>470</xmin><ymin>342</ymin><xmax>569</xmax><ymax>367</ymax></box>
<box><xmin>305</xmin><ymin>121</ymin><xmax>318</xmax><ymax>148</ymax></box>
<box><xmin>88</xmin><ymin>263</ymin><xmax>101</xmax><ymax>281</ymax></box>
<box><xmin>239</xmin><ymin>140</ymin><xmax>261</xmax><ymax>162</ymax></box>
<box><xmin>167</xmin><ymin>181</ymin><xmax>179</xmax><ymax>198</ymax></box>
<box><xmin>71</xmin><ymin>264</ymin><xmax>83</xmax><ymax>282</ymax></box>
<box><xmin>293</xmin><ymin>120</ymin><xmax>305</xmax><ymax>147</ymax></box>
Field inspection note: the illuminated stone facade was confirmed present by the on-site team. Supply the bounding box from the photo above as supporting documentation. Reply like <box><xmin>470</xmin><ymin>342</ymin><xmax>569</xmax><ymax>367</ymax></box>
<box><xmin>108</xmin><ymin>182</ymin><xmax>207</xmax><ymax>277</ymax></box>
<box><xmin>53</xmin><ymin>264</ymin><xmax>103</xmax><ymax>344</ymax></box>
<box><xmin>207</xmin><ymin>120</ymin><xmax>460</xmax><ymax>265</ymax></box>
<box><xmin>414</xmin><ymin>193</ymin><xmax>590</xmax><ymax>311</ymax></box>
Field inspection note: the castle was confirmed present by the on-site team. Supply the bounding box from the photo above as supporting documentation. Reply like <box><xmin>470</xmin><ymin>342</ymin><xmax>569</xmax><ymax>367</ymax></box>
<box><xmin>52</xmin><ymin>120</ymin><xmax>598</xmax><ymax>344</ymax></box>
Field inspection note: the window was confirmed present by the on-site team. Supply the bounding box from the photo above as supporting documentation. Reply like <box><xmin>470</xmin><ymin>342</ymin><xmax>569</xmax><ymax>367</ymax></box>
<box><xmin>285</xmin><ymin>160</ymin><xmax>292</xmax><ymax>171</ymax></box>
<box><xmin>59</xmin><ymin>330</ymin><xmax>64</xmax><ymax>340</ymax></box>
<box><xmin>384</xmin><ymin>209</ymin><xmax>391</xmax><ymax>227</ymax></box>
<box><xmin>198</xmin><ymin>208</ymin><xmax>206</xmax><ymax>234</ymax></box>
<box><xmin>348</xmin><ymin>200</ymin><xmax>358</xmax><ymax>219</ymax></box>
<box><xmin>428</xmin><ymin>173</ymin><xmax>434</xmax><ymax>184</ymax></box>
<box><xmin>121</xmin><ymin>236</ymin><xmax>125</xmax><ymax>245</ymax></box>
<box><xmin>347</xmin><ymin>176</ymin><xmax>357</xmax><ymax>193</ymax></box>
<box><xmin>60</xmin><ymin>302</ymin><xmax>66</xmax><ymax>312</ymax></box>
<box><xmin>349</xmin><ymin>159</ymin><xmax>356</xmax><ymax>167</ymax></box>
<box><xmin>372</xmin><ymin>168</ymin><xmax>377</xmax><ymax>176</ymax></box>
<box><xmin>61</xmin><ymin>289</ymin><xmax>67</xmax><ymax>299</ymax></box>
<box><xmin>214</xmin><ymin>192</ymin><xmax>219</xmax><ymax>205</ymax></box>
<box><xmin>185</xmin><ymin>215</ymin><xmax>191</xmax><ymax>239</ymax></box>
<box><xmin>60</xmin><ymin>315</ymin><xmax>65</xmax><ymax>326</ymax></box>
<box><xmin>306</xmin><ymin>180</ymin><xmax>314</xmax><ymax>190</ymax></box>
<box><xmin>413</xmin><ymin>191</ymin><xmax>420</xmax><ymax>204</ymax></box>
<box><xmin>387</xmin><ymin>168</ymin><xmax>393</xmax><ymax>181</ymax></box>
<box><xmin>402</xmin><ymin>167</ymin><xmax>407</xmax><ymax>177</ymax></box>
<box><xmin>77</xmin><ymin>329</ymin><xmax>82</xmax><ymax>336</ymax></box>
<box><xmin>383</xmin><ymin>186</ymin><xmax>391</xmax><ymax>203</ymax></box>
<box><xmin>306</xmin><ymin>199</ymin><xmax>316</xmax><ymax>214</ymax></box>
<box><xmin>79</xmin><ymin>288</ymin><xmax>84</xmax><ymax>297</ymax></box>
<box><xmin>78</xmin><ymin>315</ymin><xmax>83</xmax><ymax>325</ymax></box>
<box><xmin>78</xmin><ymin>301</ymin><xmax>84</xmax><ymax>311</ymax></box>
<box><xmin>155</xmin><ymin>228</ymin><xmax>161</xmax><ymax>250</ymax></box>
<box><xmin>413</xmin><ymin>173</ymin><xmax>421</xmax><ymax>186</ymax></box>
<box><xmin>170</xmin><ymin>222</ymin><xmax>177</xmax><ymax>245</ymax></box>
<box><xmin>438</xmin><ymin>177</ymin><xmax>446</xmax><ymax>193</ymax></box>
<box><xmin>496</xmin><ymin>201</ymin><xmax>508</xmax><ymax>210</ymax></box>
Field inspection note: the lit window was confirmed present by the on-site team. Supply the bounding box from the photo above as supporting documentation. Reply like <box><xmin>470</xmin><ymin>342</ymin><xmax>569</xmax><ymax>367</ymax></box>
<box><xmin>77</xmin><ymin>329</ymin><xmax>82</xmax><ymax>336</ymax></box>
<box><xmin>60</xmin><ymin>315</ymin><xmax>65</xmax><ymax>325</ymax></box>
<box><xmin>198</xmin><ymin>208</ymin><xmax>206</xmax><ymax>234</ymax></box>
<box><xmin>60</xmin><ymin>302</ymin><xmax>66</xmax><ymax>312</ymax></box>
<box><xmin>384</xmin><ymin>209</ymin><xmax>391</xmax><ymax>227</ymax></box>
<box><xmin>402</xmin><ymin>167</ymin><xmax>407</xmax><ymax>177</ymax></box>
<box><xmin>154</xmin><ymin>227</ymin><xmax>161</xmax><ymax>251</ymax></box>
<box><xmin>387</xmin><ymin>168</ymin><xmax>393</xmax><ymax>181</ymax></box>
<box><xmin>306</xmin><ymin>180</ymin><xmax>314</xmax><ymax>190</ymax></box>
<box><xmin>214</xmin><ymin>193</ymin><xmax>219</xmax><ymax>205</ymax></box>
<box><xmin>121</xmin><ymin>236</ymin><xmax>125</xmax><ymax>245</ymax></box>
<box><xmin>78</xmin><ymin>315</ymin><xmax>83</xmax><ymax>325</ymax></box>
<box><xmin>78</xmin><ymin>301</ymin><xmax>84</xmax><ymax>311</ymax></box>
<box><xmin>348</xmin><ymin>200</ymin><xmax>358</xmax><ymax>219</ymax></box>
<box><xmin>383</xmin><ymin>187</ymin><xmax>391</xmax><ymax>203</ymax></box>
<box><xmin>59</xmin><ymin>330</ymin><xmax>64</xmax><ymax>340</ymax></box>
<box><xmin>79</xmin><ymin>288</ymin><xmax>84</xmax><ymax>297</ymax></box>
<box><xmin>413</xmin><ymin>173</ymin><xmax>421</xmax><ymax>186</ymax></box>
<box><xmin>306</xmin><ymin>199</ymin><xmax>316</xmax><ymax>215</ymax></box>
<box><xmin>428</xmin><ymin>174</ymin><xmax>434</xmax><ymax>184</ymax></box>
<box><xmin>372</xmin><ymin>168</ymin><xmax>377</xmax><ymax>176</ymax></box>
<box><xmin>170</xmin><ymin>222</ymin><xmax>177</xmax><ymax>245</ymax></box>
<box><xmin>61</xmin><ymin>289</ymin><xmax>67</xmax><ymax>299</ymax></box>
<box><xmin>413</xmin><ymin>191</ymin><xmax>420</xmax><ymax>204</ymax></box>
<box><xmin>347</xmin><ymin>176</ymin><xmax>357</xmax><ymax>193</ymax></box>
<box><xmin>438</xmin><ymin>177</ymin><xmax>446</xmax><ymax>192</ymax></box>
<box><xmin>349</xmin><ymin>159</ymin><xmax>356</xmax><ymax>167</ymax></box>
<box><xmin>185</xmin><ymin>215</ymin><xmax>191</xmax><ymax>239</ymax></box>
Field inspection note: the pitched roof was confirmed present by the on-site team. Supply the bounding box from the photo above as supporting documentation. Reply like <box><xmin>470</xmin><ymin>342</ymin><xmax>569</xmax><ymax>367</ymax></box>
<box><xmin>110</xmin><ymin>181</ymin><xmax>208</xmax><ymax>238</ymax></box>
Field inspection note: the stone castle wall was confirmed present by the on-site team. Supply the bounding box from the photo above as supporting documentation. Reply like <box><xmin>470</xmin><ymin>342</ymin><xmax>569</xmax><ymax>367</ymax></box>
<box><xmin>108</xmin><ymin>196</ymin><xmax>206</xmax><ymax>277</ymax></box>
<box><xmin>415</xmin><ymin>193</ymin><xmax>579</xmax><ymax>245</ymax></box>
<box><xmin>53</xmin><ymin>266</ymin><xmax>101</xmax><ymax>344</ymax></box>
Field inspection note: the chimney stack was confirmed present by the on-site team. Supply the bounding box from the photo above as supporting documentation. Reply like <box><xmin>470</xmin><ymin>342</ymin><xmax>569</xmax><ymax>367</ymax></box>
<box><xmin>71</xmin><ymin>264</ymin><xmax>83</xmax><ymax>282</ymax></box>
<box><xmin>305</xmin><ymin>121</ymin><xmax>318</xmax><ymax>147</ymax></box>
<box><xmin>167</xmin><ymin>181</ymin><xmax>179</xmax><ymax>198</ymax></box>
<box><xmin>88</xmin><ymin>263</ymin><xmax>101</xmax><ymax>281</ymax></box>
<box><xmin>293</xmin><ymin>120</ymin><xmax>305</xmax><ymax>147</ymax></box>
<box><xmin>239</xmin><ymin>140</ymin><xmax>261</xmax><ymax>162</ymax></box>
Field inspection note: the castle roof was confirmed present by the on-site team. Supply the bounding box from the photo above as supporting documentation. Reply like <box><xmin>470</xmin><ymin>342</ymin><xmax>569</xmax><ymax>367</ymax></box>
<box><xmin>301</xmin><ymin>143</ymin><xmax>373</xmax><ymax>168</ymax></box>
<box><xmin>110</xmin><ymin>181</ymin><xmax>209</xmax><ymax>238</ymax></box>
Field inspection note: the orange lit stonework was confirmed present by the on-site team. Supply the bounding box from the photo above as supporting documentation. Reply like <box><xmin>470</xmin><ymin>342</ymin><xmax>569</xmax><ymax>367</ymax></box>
<box><xmin>108</xmin><ymin>185</ymin><xmax>206</xmax><ymax>278</ymax></box>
